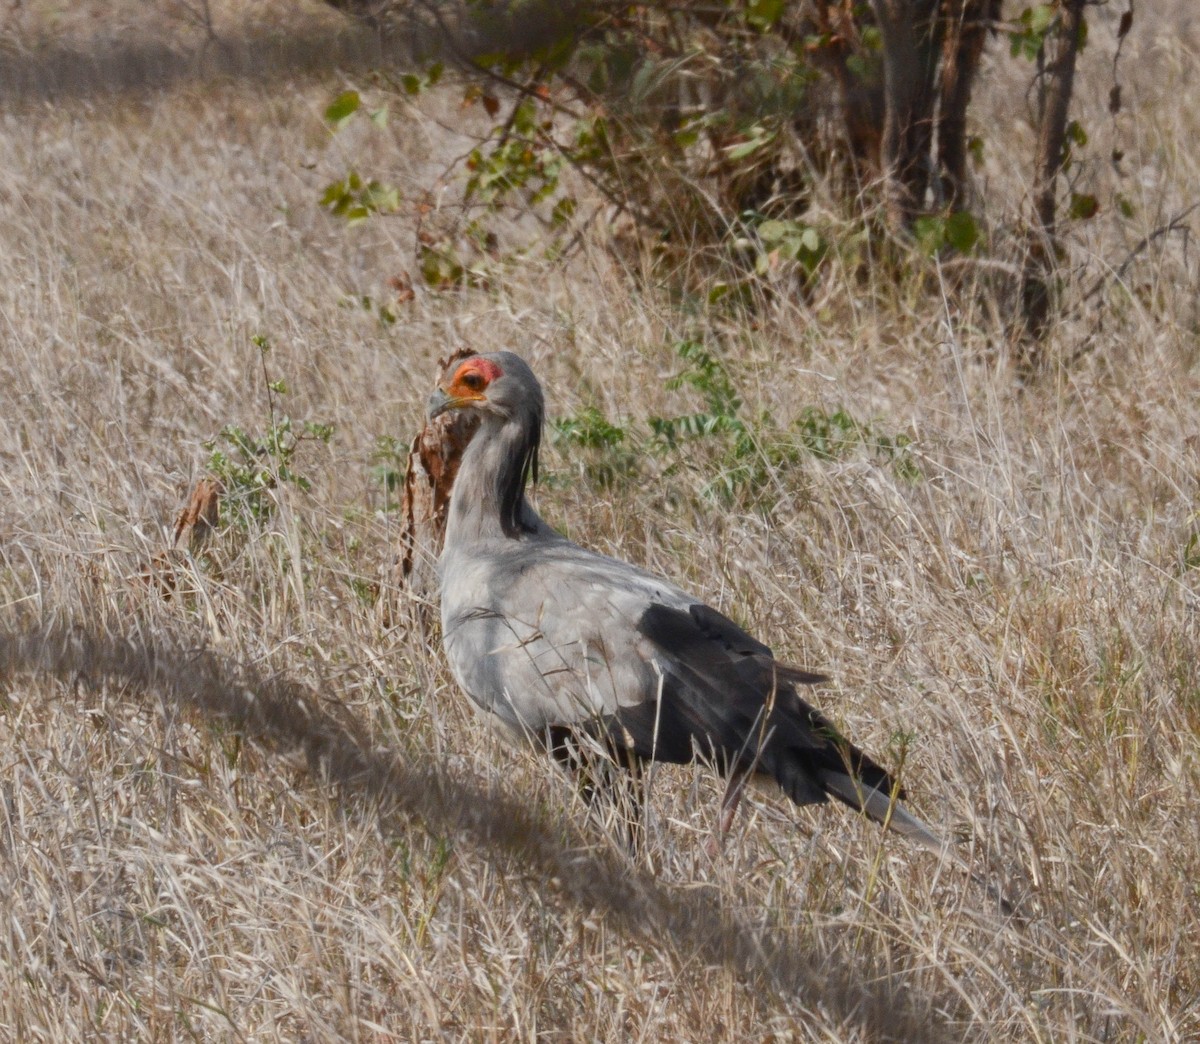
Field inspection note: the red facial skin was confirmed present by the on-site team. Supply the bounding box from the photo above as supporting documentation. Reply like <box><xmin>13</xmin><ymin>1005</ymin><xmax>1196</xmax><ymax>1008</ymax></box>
<box><xmin>445</xmin><ymin>357</ymin><xmax>503</xmax><ymax>400</ymax></box>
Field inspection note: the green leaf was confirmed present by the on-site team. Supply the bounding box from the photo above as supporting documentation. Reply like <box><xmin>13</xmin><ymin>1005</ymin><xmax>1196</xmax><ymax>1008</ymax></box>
<box><xmin>361</xmin><ymin>181</ymin><xmax>400</xmax><ymax>212</ymax></box>
<box><xmin>1009</xmin><ymin>5</ymin><xmax>1057</xmax><ymax>60</ymax></box>
<box><xmin>944</xmin><ymin>210</ymin><xmax>979</xmax><ymax>253</ymax></box>
<box><xmin>708</xmin><ymin>282</ymin><xmax>733</xmax><ymax>305</ymax></box>
<box><xmin>551</xmin><ymin>406</ymin><xmax>626</xmax><ymax>450</ymax></box>
<box><xmin>673</xmin><ymin>127</ymin><xmax>700</xmax><ymax>149</ymax></box>
<box><xmin>1068</xmin><ymin>192</ymin><xmax>1099</xmax><ymax>221</ymax></box>
<box><xmin>324</xmin><ymin>90</ymin><xmax>361</xmax><ymax>128</ymax></box>
<box><xmin>1027</xmin><ymin>4</ymin><xmax>1056</xmax><ymax>35</ymax></box>
<box><xmin>913</xmin><ymin>214</ymin><xmax>945</xmax><ymax>255</ymax></box>
<box><xmin>320</xmin><ymin>182</ymin><xmax>347</xmax><ymax>209</ymax></box>
<box><xmin>757</xmin><ymin>219</ymin><xmax>790</xmax><ymax>243</ymax></box>
<box><xmin>303</xmin><ymin>421</ymin><xmax>335</xmax><ymax>443</ymax></box>
<box><xmin>513</xmin><ymin>98</ymin><xmax>538</xmax><ymax>135</ymax></box>
<box><xmin>551</xmin><ymin>196</ymin><xmax>577</xmax><ymax>227</ymax></box>
<box><xmin>1186</xmin><ymin>531</ymin><xmax>1200</xmax><ymax>571</ymax></box>
<box><xmin>747</xmin><ymin>0</ymin><xmax>785</xmax><ymax>31</ymax></box>
<box><xmin>726</xmin><ymin>129</ymin><xmax>774</xmax><ymax>160</ymax></box>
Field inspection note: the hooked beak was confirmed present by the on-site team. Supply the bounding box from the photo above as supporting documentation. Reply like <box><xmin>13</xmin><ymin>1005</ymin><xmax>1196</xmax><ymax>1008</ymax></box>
<box><xmin>427</xmin><ymin>384</ymin><xmax>487</xmax><ymax>421</ymax></box>
<box><xmin>426</xmin><ymin>386</ymin><xmax>459</xmax><ymax>421</ymax></box>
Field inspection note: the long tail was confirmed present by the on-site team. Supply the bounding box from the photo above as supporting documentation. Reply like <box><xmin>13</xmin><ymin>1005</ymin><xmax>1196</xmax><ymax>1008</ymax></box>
<box><xmin>822</xmin><ymin>770</ymin><xmax>1018</xmax><ymax>914</ymax></box>
<box><xmin>820</xmin><ymin>770</ymin><xmax>944</xmax><ymax>852</ymax></box>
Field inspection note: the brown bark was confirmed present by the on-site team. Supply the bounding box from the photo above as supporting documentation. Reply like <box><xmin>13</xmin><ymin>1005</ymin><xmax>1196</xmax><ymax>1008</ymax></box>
<box><xmin>870</xmin><ymin>0</ymin><xmax>944</xmax><ymax>228</ymax></box>
<box><xmin>142</xmin><ymin>477</ymin><xmax>223</xmax><ymax>600</ymax></box>
<box><xmin>936</xmin><ymin>0</ymin><xmax>1001</xmax><ymax>204</ymax></box>
<box><xmin>1022</xmin><ymin>0</ymin><xmax>1087</xmax><ymax>345</ymax></box>
<box><xmin>393</xmin><ymin>349</ymin><xmax>480</xmax><ymax>630</ymax></box>
<box><xmin>172</xmin><ymin>477</ymin><xmax>221</xmax><ymax>552</ymax></box>
<box><xmin>808</xmin><ymin>0</ymin><xmax>885</xmax><ymax>173</ymax></box>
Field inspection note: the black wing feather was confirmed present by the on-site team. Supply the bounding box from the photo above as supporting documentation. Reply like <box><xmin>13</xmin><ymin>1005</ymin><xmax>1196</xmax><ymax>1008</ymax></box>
<box><xmin>612</xmin><ymin>602</ymin><xmax>902</xmax><ymax>809</ymax></box>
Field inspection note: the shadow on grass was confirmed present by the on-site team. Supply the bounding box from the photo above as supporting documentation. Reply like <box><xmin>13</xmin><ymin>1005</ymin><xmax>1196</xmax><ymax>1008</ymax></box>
<box><xmin>0</xmin><ymin>26</ymin><xmax>404</xmax><ymax>99</ymax></box>
<box><xmin>0</xmin><ymin>3</ymin><xmax>590</xmax><ymax>100</ymax></box>
<box><xmin>0</xmin><ymin>622</ymin><xmax>950</xmax><ymax>1042</ymax></box>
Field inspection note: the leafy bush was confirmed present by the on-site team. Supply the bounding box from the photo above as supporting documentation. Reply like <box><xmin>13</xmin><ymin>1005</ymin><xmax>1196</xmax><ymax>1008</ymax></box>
<box><xmin>549</xmin><ymin>340</ymin><xmax>919</xmax><ymax>507</ymax></box>
<box><xmin>204</xmin><ymin>336</ymin><xmax>334</xmax><ymax>531</ymax></box>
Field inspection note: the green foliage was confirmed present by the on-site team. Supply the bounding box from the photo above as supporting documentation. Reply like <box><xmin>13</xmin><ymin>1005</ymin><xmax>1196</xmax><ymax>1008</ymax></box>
<box><xmin>324</xmin><ymin>89</ymin><xmax>362</xmax><ymax>128</ymax></box>
<box><xmin>661</xmin><ymin>340</ymin><xmax>744</xmax><ymax>425</ymax></box>
<box><xmin>204</xmin><ymin>337</ymin><xmax>334</xmax><ymax>531</ymax></box>
<box><xmin>725</xmin><ymin>124</ymin><xmax>777</xmax><ymax>162</ymax></box>
<box><xmin>312</xmin><ymin>1</ymin><xmax>1117</xmax><ymax>348</ymax></box>
<box><xmin>913</xmin><ymin>210</ymin><xmax>981</xmax><ymax>256</ymax></box>
<box><xmin>1182</xmin><ymin>530</ymin><xmax>1200</xmax><ymax>574</ymax></box>
<box><xmin>206</xmin><ymin>418</ymin><xmax>332</xmax><ymax>529</ymax></box>
<box><xmin>649</xmin><ymin>342</ymin><xmax>754</xmax><ymax>499</ymax></box>
<box><xmin>321</xmin><ymin>171</ymin><xmax>400</xmax><ymax>226</ymax></box>
<box><xmin>414</xmin><ymin>90</ymin><xmax>577</xmax><ymax>286</ymax></box>
<box><xmin>304</xmin><ymin>78</ymin><xmax>568</xmax><ymax>290</ymax></box>
<box><xmin>1008</xmin><ymin>6</ymin><xmax>1090</xmax><ymax>74</ymax></box>
<box><xmin>1061</xmin><ymin>117</ymin><xmax>1090</xmax><ymax>173</ymax></box>
<box><xmin>793</xmin><ymin>407</ymin><xmax>921</xmax><ymax>481</ymax></box>
<box><xmin>552</xmin><ymin>405</ymin><xmax>627</xmax><ymax>451</ymax></box>
<box><xmin>370</xmin><ymin>434</ymin><xmax>409</xmax><ymax>510</ymax></box>
<box><xmin>1009</xmin><ymin>4</ymin><xmax>1059</xmax><ymax>60</ymax></box>
<box><xmin>550</xmin><ymin>406</ymin><xmax>638</xmax><ymax>488</ymax></box>
<box><xmin>321</xmin><ymin>89</ymin><xmax>402</xmax><ymax>227</ymax></box>
<box><xmin>967</xmin><ymin>135</ymin><xmax>985</xmax><ymax>166</ymax></box>
<box><xmin>746</xmin><ymin>0</ymin><xmax>786</xmax><ymax>33</ymax></box>
<box><xmin>316</xmin><ymin>3</ymin><xmax>836</xmax><ymax>291</ymax></box>
<box><xmin>464</xmin><ymin>98</ymin><xmax>564</xmax><ymax>207</ymax></box>
<box><xmin>792</xmin><ymin>406</ymin><xmax>865</xmax><ymax>460</ymax></box>
<box><xmin>752</xmin><ymin>218</ymin><xmax>827</xmax><ymax>278</ymax></box>
<box><xmin>1068</xmin><ymin>191</ymin><xmax>1099</xmax><ymax>221</ymax></box>
<box><xmin>417</xmin><ymin>228</ymin><xmax>492</xmax><ymax>291</ymax></box>
<box><xmin>343</xmin><ymin>292</ymin><xmax>398</xmax><ymax>327</ymax></box>
<box><xmin>638</xmin><ymin>340</ymin><xmax>921</xmax><ymax>506</ymax></box>
<box><xmin>398</xmin><ymin>61</ymin><xmax>444</xmax><ymax>96</ymax></box>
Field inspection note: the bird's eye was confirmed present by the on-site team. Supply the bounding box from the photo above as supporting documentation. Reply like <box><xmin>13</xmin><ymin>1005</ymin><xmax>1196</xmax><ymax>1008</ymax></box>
<box><xmin>460</xmin><ymin>370</ymin><xmax>486</xmax><ymax>391</ymax></box>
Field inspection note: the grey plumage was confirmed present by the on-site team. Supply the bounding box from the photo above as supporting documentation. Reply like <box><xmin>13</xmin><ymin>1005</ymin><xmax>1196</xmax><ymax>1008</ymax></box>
<box><xmin>430</xmin><ymin>351</ymin><xmax>941</xmax><ymax>850</ymax></box>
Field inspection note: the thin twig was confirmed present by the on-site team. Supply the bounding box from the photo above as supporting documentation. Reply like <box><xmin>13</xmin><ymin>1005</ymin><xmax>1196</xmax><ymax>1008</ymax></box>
<box><xmin>1078</xmin><ymin>199</ymin><xmax>1199</xmax><ymax>306</ymax></box>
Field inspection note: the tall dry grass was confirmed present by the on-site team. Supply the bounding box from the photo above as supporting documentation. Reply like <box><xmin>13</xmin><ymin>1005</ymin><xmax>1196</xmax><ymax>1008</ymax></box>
<box><xmin>0</xmin><ymin>1</ymin><xmax>1197</xmax><ymax>1039</ymax></box>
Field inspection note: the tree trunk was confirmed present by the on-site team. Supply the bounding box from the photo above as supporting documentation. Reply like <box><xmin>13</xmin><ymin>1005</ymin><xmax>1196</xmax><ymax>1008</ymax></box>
<box><xmin>1021</xmin><ymin>0</ymin><xmax>1087</xmax><ymax>347</ymax></box>
<box><xmin>871</xmin><ymin>0</ymin><xmax>943</xmax><ymax>229</ymax></box>
<box><xmin>807</xmin><ymin>0</ymin><xmax>886</xmax><ymax>175</ymax></box>
<box><xmin>936</xmin><ymin>0</ymin><xmax>1001</xmax><ymax>205</ymax></box>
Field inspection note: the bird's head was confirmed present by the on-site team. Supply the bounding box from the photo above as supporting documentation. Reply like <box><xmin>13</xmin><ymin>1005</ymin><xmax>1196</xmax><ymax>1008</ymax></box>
<box><xmin>426</xmin><ymin>352</ymin><xmax>544</xmax><ymax>536</ymax></box>
<box><xmin>426</xmin><ymin>351</ymin><xmax>544</xmax><ymax>429</ymax></box>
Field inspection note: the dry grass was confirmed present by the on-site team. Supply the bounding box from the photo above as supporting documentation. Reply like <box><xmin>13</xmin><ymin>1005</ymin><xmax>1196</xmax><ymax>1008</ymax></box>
<box><xmin>0</xmin><ymin>1</ymin><xmax>1198</xmax><ymax>1039</ymax></box>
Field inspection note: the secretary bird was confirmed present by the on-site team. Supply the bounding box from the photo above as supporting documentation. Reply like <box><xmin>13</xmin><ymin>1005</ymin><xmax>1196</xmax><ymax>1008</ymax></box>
<box><xmin>428</xmin><ymin>351</ymin><xmax>941</xmax><ymax>850</ymax></box>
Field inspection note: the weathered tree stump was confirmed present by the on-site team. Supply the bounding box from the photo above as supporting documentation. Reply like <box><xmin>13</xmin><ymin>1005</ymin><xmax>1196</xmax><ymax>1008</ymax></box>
<box><xmin>392</xmin><ymin>348</ymin><xmax>480</xmax><ymax>631</ymax></box>
<box><xmin>172</xmin><ymin>477</ymin><xmax>221</xmax><ymax>553</ymax></box>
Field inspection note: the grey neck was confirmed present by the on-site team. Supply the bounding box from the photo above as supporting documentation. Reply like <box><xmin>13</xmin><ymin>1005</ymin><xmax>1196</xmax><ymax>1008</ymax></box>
<box><xmin>444</xmin><ymin>412</ymin><xmax>541</xmax><ymax>547</ymax></box>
